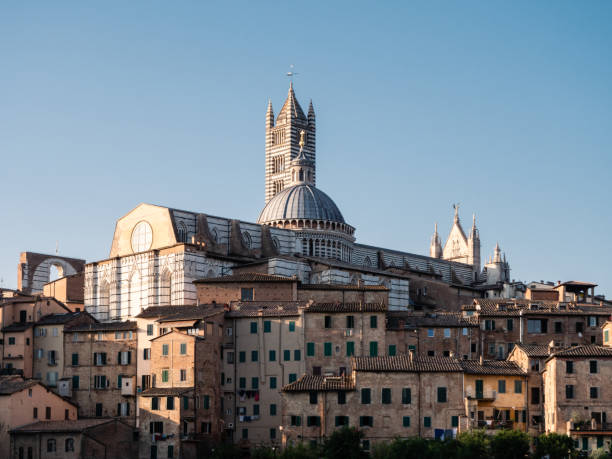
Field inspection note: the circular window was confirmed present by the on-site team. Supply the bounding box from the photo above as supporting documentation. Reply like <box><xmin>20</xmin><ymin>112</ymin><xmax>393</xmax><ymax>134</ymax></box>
<box><xmin>131</xmin><ymin>221</ymin><xmax>153</xmax><ymax>253</ymax></box>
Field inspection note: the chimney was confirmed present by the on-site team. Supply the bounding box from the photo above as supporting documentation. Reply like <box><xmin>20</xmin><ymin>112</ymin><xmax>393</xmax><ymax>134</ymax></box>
<box><xmin>479</xmin><ymin>355</ymin><xmax>484</xmax><ymax>365</ymax></box>
<box><xmin>449</xmin><ymin>351</ymin><xmax>455</xmax><ymax>358</ymax></box>
<box><xmin>548</xmin><ymin>339</ymin><xmax>555</xmax><ymax>354</ymax></box>
<box><xmin>409</xmin><ymin>349</ymin><xmax>414</xmax><ymax>362</ymax></box>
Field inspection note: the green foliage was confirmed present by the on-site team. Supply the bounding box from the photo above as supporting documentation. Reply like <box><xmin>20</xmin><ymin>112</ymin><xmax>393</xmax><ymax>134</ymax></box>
<box><xmin>210</xmin><ymin>443</ymin><xmax>245</xmax><ymax>459</ymax></box>
<box><xmin>490</xmin><ymin>430</ymin><xmax>530</xmax><ymax>459</ymax></box>
<box><xmin>279</xmin><ymin>443</ymin><xmax>320</xmax><ymax>459</ymax></box>
<box><xmin>590</xmin><ymin>448</ymin><xmax>612</xmax><ymax>459</ymax></box>
<box><xmin>252</xmin><ymin>446</ymin><xmax>277</xmax><ymax>459</ymax></box>
<box><xmin>534</xmin><ymin>433</ymin><xmax>576</xmax><ymax>459</ymax></box>
<box><xmin>457</xmin><ymin>429</ymin><xmax>490</xmax><ymax>459</ymax></box>
<box><xmin>321</xmin><ymin>426</ymin><xmax>368</xmax><ymax>459</ymax></box>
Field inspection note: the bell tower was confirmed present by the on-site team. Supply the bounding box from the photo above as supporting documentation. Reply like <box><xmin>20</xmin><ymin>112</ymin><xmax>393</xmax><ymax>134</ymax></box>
<box><xmin>264</xmin><ymin>83</ymin><xmax>316</xmax><ymax>203</ymax></box>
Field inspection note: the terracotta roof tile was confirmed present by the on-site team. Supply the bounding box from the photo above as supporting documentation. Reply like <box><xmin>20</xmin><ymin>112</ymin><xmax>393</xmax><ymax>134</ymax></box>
<box><xmin>0</xmin><ymin>376</ymin><xmax>39</xmax><ymax>395</ymax></box>
<box><xmin>36</xmin><ymin>312</ymin><xmax>93</xmax><ymax>326</ymax></box>
<box><xmin>299</xmin><ymin>283</ymin><xmax>388</xmax><ymax>291</ymax></box>
<box><xmin>352</xmin><ymin>355</ymin><xmax>463</xmax><ymax>373</ymax></box>
<box><xmin>2</xmin><ymin>322</ymin><xmax>34</xmax><ymax>332</ymax></box>
<box><xmin>282</xmin><ymin>375</ymin><xmax>355</xmax><ymax>392</ymax></box>
<box><xmin>194</xmin><ymin>272</ymin><xmax>296</xmax><ymax>284</ymax></box>
<box><xmin>549</xmin><ymin>345</ymin><xmax>612</xmax><ymax>359</ymax></box>
<box><xmin>305</xmin><ymin>302</ymin><xmax>387</xmax><ymax>313</ymax></box>
<box><xmin>460</xmin><ymin>360</ymin><xmax>526</xmax><ymax>376</ymax></box>
<box><xmin>140</xmin><ymin>387</ymin><xmax>194</xmax><ymax>396</ymax></box>
<box><xmin>464</xmin><ymin>299</ymin><xmax>612</xmax><ymax>317</ymax></box>
<box><xmin>11</xmin><ymin>419</ymin><xmax>114</xmax><ymax>433</ymax></box>
<box><xmin>387</xmin><ymin>312</ymin><xmax>478</xmax><ymax>329</ymax></box>
<box><xmin>226</xmin><ymin>301</ymin><xmax>304</xmax><ymax>317</ymax></box>
<box><xmin>65</xmin><ymin>321</ymin><xmax>137</xmax><ymax>332</ymax></box>
<box><xmin>513</xmin><ymin>344</ymin><xmax>552</xmax><ymax>358</ymax></box>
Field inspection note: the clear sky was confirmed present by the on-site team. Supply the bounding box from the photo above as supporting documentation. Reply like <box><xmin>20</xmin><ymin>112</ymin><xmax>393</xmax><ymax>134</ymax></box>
<box><xmin>1</xmin><ymin>1</ymin><xmax>611</xmax><ymax>296</ymax></box>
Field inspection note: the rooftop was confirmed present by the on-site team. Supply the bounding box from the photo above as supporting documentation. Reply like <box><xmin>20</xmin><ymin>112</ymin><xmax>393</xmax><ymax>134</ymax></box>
<box><xmin>134</xmin><ymin>304</ymin><xmax>225</xmax><ymax>322</ymax></box>
<box><xmin>387</xmin><ymin>311</ymin><xmax>478</xmax><ymax>329</ymax></box>
<box><xmin>282</xmin><ymin>375</ymin><xmax>355</xmax><ymax>392</ymax></box>
<box><xmin>549</xmin><ymin>345</ymin><xmax>612</xmax><ymax>359</ymax></box>
<box><xmin>65</xmin><ymin>321</ymin><xmax>137</xmax><ymax>332</ymax></box>
<box><xmin>11</xmin><ymin>419</ymin><xmax>114</xmax><ymax>433</ymax></box>
<box><xmin>1</xmin><ymin>322</ymin><xmax>34</xmax><ymax>332</ymax></box>
<box><xmin>140</xmin><ymin>387</ymin><xmax>194</xmax><ymax>396</ymax></box>
<box><xmin>299</xmin><ymin>283</ymin><xmax>388</xmax><ymax>291</ymax></box>
<box><xmin>305</xmin><ymin>302</ymin><xmax>387</xmax><ymax>313</ymax></box>
<box><xmin>0</xmin><ymin>376</ymin><xmax>38</xmax><ymax>395</ymax></box>
<box><xmin>226</xmin><ymin>301</ymin><xmax>305</xmax><ymax>317</ymax></box>
<box><xmin>460</xmin><ymin>360</ymin><xmax>526</xmax><ymax>376</ymax></box>
<box><xmin>352</xmin><ymin>355</ymin><xmax>463</xmax><ymax>373</ymax></box>
<box><xmin>194</xmin><ymin>272</ymin><xmax>296</xmax><ymax>284</ymax></box>
<box><xmin>513</xmin><ymin>344</ymin><xmax>553</xmax><ymax>358</ymax></box>
<box><xmin>36</xmin><ymin>312</ymin><xmax>93</xmax><ymax>326</ymax></box>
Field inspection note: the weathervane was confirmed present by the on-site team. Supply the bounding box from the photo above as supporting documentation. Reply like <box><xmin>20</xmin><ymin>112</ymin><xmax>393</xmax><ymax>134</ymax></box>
<box><xmin>286</xmin><ymin>64</ymin><xmax>299</xmax><ymax>83</ymax></box>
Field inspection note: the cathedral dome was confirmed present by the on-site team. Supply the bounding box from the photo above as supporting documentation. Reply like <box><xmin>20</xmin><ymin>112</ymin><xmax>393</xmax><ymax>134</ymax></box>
<box><xmin>257</xmin><ymin>184</ymin><xmax>345</xmax><ymax>224</ymax></box>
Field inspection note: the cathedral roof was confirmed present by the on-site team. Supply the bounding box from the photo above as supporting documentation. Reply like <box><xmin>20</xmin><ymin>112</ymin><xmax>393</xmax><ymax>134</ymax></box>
<box><xmin>276</xmin><ymin>82</ymin><xmax>306</xmax><ymax>121</ymax></box>
<box><xmin>257</xmin><ymin>184</ymin><xmax>345</xmax><ymax>224</ymax></box>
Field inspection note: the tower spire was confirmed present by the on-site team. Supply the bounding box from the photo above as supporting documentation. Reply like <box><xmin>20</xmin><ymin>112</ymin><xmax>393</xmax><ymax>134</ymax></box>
<box><xmin>430</xmin><ymin>222</ymin><xmax>442</xmax><ymax>258</ymax></box>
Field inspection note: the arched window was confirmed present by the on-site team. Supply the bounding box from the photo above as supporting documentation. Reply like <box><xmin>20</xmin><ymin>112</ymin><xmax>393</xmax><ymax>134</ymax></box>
<box><xmin>177</xmin><ymin>222</ymin><xmax>187</xmax><ymax>243</ymax></box>
<box><xmin>65</xmin><ymin>438</ymin><xmax>74</xmax><ymax>452</ymax></box>
<box><xmin>242</xmin><ymin>231</ymin><xmax>252</xmax><ymax>248</ymax></box>
<box><xmin>363</xmin><ymin>256</ymin><xmax>372</xmax><ymax>268</ymax></box>
<box><xmin>206</xmin><ymin>269</ymin><xmax>215</xmax><ymax>278</ymax></box>
<box><xmin>272</xmin><ymin>237</ymin><xmax>280</xmax><ymax>250</ymax></box>
<box><xmin>211</xmin><ymin>228</ymin><xmax>218</xmax><ymax>243</ymax></box>
<box><xmin>159</xmin><ymin>270</ymin><xmax>171</xmax><ymax>305</ymax></box>
<box><xmin>47</xmin><ymin>439</ymin><xmax>56</xmax><ymax>453</ymax></box>
<box><xmin>299</xmin><ymin>169</ymin><xmax>304</xmax><ymax>181</ymax></box>
<box><xmin>49</xmin><ymin>263</ymin><xmax>63</xmax><ymax>282</ymax></box>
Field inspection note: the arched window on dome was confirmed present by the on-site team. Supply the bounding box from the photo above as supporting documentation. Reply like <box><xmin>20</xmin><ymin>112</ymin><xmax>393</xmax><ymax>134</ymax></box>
<box><xmin>299</xmin><ymin>169</ymin><xmax>304</xmax><ymax>181</ymax></box>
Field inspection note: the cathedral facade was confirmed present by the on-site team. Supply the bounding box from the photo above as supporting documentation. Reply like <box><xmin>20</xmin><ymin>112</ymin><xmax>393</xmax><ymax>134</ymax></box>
<box><xmin>84</xmin><ymin>83</ymin><xmax>513</xmax><ymax>321</ymax></box>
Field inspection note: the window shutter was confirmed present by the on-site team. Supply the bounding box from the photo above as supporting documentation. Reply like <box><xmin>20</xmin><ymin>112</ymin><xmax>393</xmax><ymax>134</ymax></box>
<box><xmin>102</xmin><ymin>353</ymin><xmax>107</xmax><ymax>365</ymax></box>
<box><xmin>118</xmin><ymin>352</ymin><xmax>122</xmax><ymax>364</ymax></box>
<box><xmin>127</xmin><ymin>351</ymin><xmax>131</xmax><ymax>364</ymax></box>
<box><xmin>93</xmin><ymin>353</ymin><xmax>97</xmax><ymax>364</ymax></box>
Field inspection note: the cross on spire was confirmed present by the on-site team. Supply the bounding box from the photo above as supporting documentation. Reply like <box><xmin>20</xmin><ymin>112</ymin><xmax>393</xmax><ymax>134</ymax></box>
<box><xmin>286</xmin><ymin>64</ymin><xmax>299</xmax><ymax>84</ymax></box>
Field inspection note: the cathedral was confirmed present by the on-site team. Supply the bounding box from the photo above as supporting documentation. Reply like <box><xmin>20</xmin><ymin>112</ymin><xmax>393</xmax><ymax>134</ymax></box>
<box><xmin>84</xmin><ymin>83</ymin><xmax>517</xmax><ymax>321</ymax></box>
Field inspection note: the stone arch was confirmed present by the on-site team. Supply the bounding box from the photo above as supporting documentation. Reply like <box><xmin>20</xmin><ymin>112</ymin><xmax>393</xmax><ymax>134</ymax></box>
<box><xmin>177</xmin><ymin>222</ymin><xmax>188</xmax><ymax>243</ymax></box>
<box><xmin>242</xmin><ymin>231</ymin><xmax>252</xmax><ymax>248</ymax></box>
<box><xmin>128</xmin><ymin>269</ymin><xmax>142</xmax><ymax>318</ymax></box>
<box><xmin>22</xmin><ymin>253</ymin><xmax>84</xmax><ymax>294</ymax></box>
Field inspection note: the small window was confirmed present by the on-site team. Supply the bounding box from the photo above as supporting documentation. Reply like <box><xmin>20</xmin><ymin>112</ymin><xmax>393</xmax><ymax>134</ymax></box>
<box><xmin>424</xmin><ymin>416</ymin><xmax>431</xmax><ymax>428</ymax></box>
<box><xmin>180</xmin><ymin>343</ymin><xmax>187</xmax><ymax>355</ymax></box>
<box><xmin>324</xmin><ymin>342</ymin><xmax>332</xmax><ymax>356</ymax></box>
<box><xmin>388</xmin><ymin>344</ymin><xmax>396</xmax><ymax>356</ymax></box>
<box><xmin>514</xmin><ymin>380</ymin><xmax>522</xmax><ymax>394</ymax></box>
<box><xmin>369</xmin><ymin>341</ymin><xmax>378</xmax><ymax>357</ymax></box>
<box><xmin>269</xmin><ymin>404</ymin><xmax>277</xmax><ymax>416</ymax></box>
<box><xmin>437</xmin><ymin>387</ymin><xmax>447</xmax><ymax>403</ymax></box>
<box><xmin>370</xmin><ymin>316</ymin><xmax>377</xmax><ymax>329</ymax></box>
<box><xmin>338</xmin><ymin>392</ymin><xmax>346</xmax><ymax>405</ymax></box>
<box><xmin>346</xmin><ymin>316</ymin><xmax>354</xmax><ymax>329</ymax></box>
<box><xmin>590</xmin><ymin>387</ymin><xmax>599</xmax><ymax>399</ymax></box>
<box><xmin>306</xmin><ymin>342</ymin><xmax>315</xmax><ymax>356</ymax></box>
<box><xmin>427</xmin><ymin>329</ymin><xmax>434</xmax><ymax>338</ymax></box>
<box><xmin>252</xmin><ymin>377</ymin><xmax>259</xmax><ymax>389</ymax></box>
<box><xmin>239</xmin><ymin>378</ymin><xmax>246</xmax><ymax>389</ymax></box>
<box><xmin>451</xmin><ymin>416</ymin><xmax>459</xmax><ymax>427</ymax></box>
<box><xmin>250</xmin><ymin>322</ymin><xmax>257</xmax><ymax>334</ymax></box>
<box><xmin>309</xmin><ymin>392</ymin><xmax>318</xmax><ymax>404</ymax></box>
<box><xmin>162</xmin><ymin>344</ymin><xmax>169</xmax><ymax>356</ymax></box>
<box><xmin>71</xmin><ymin>353</ymin><xmax>79</xmax><ymax>366</ymax></box>
<box><xmin>264</xmin><ymin>321</ymin><xmax>271</xmax><ymax>333</ymax></box>
<box><xmin>359</xmin><ymin>416</ymin><xmax>373</xmax><ymax>427</ymax></box>
<box><xmin>47</xmin><ymin>439</ymin><xmax>56</xmax><ymax>453</ymax></box>
<box><xmin>241</xmin><ymin>288</ymin><xmax>254</xmax><ymax>301</ymax></box>
<box><xmin>168</xmin><ymin>445</ymin><xmax>174</xmax><ymax>459</ymax></box>
<box><xmin>403</xmin><ymin>416</ymin><xmax>410</xmax><ymax>427</ymax></box>
<box><xmin>269</xmin><ymin>350</ymin><xmax>276</xmax><ymax>361</ymax></box>
<box><xmin>361</xmin><ymin>388</ymin><xmax>371</xmax><ymax>404</ymax></box>
<box><xmin>161</xmin><ymin>369</ymin><xmax>169</xmax><ymax>383</ymax></box>
<box><xmin>346</xmin><ymin>341</ymin><xmax>355</xmax><ymax>357</ymax></box>
<box><xmin>402</xmin><ymin>388</ymin><xmax>411</xmax><ymax>404</ymax></box>
<box><xmin>565</xmin><ymin>384</ymin><xmax>574</xmax><ymax>399</ymax></box>
<box><xmin>294</xmin><ymin>350</ymin><xmax>301</xmax><ymax>361</ymax></box>
<box><xmin>498</xmin><ymin>380</ymin><xmax>506</xmax><ymax>393</ymax></box>
<box><xmin>269</xmin><ymin>377</ymin><xmax>277</xmax><ymax>389</ymax></box>
<box><xmin>566</xmin><ymin>361</ymin><xmax>574</xmax><ymax>374</ymax></box>
<box><xmin>180</xmin><ymin>369</ymin><xmax>187</xmax><ymax>381</ymax></box>
<box><xmin>166</xmin><ymin>397</ymin><xmax>174</xmax><ymax>410</ymax></box>
<box><xmin>444</xmin><ymin>328</ymin><xmax>451</xmax><ymax>338</ymax></box>
<box><xmin>507</xmin><ymin>319</ymin><xmax>514</xmax><ymax>331</ymax></box>
<box><xmin>239</xmin><ymin>351</ymin><xmax>246</xmax><ymax>363</ymax></box>
<box><xmin>382</xmin><ymin>388</ymin><xmax>391</xmax><ymax>404</ymax></box>
<box><xmin>290</xmin><ymin>415</ymin><xmax>302</xmax><ymax>426</ymax></box>
<box><xmin>252</xmin><ymin>350</ymin><xmax>258</xmax><ymax>362</ymax></box>
<box><xmin>324</xmin><ymin>316</ymin><xmax>332</xmax><ymax>328</ymax></box>
<box><xmin>288</xmin><ymin>373</ymin><xmax>297</xmax><ymax>383</ymax></box>
<box><xmin>289</xmin><ymin>321</ymin><xmax>295</xmax><ymax>332</ymax></box>
<box><xmin>335</xmin><ymin>415</ymin><xmax>349</xmax><ymax>426</ymax></box>
<box><xmin>147</xmin><ymin>324</ymin><xmax>154</xmax><ymax>336</ymax></box>
<box><xmin>590</xmin><ymin>360</ymin><xmax>598</xmax><ymax>373</ymax></box>
<box><xmin>283</xmin><ymin>350</ymin><xmax>291</xmax><ymax>361</ymax></box>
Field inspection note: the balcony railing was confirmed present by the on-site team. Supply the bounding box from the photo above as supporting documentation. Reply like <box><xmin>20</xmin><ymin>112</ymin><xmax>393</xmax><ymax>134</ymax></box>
<box><xmin>571</xmin><ymin>422</ymin><xmax>612</xmax><ymax>432</ymax></box>
<box><xmin>475</xmin><ymin>420</ymin><xmax>513</xmax><ymax>430</ymax></box>
<box><xmin>466</xmin><ymin>390</ymin><xmax>497</xmax><ymax>401</ymax></box>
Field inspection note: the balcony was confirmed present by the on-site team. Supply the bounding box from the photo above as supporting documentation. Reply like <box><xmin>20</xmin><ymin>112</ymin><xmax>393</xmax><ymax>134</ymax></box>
<box><xmin>466</xmin><ymin>390</ymin><xmax>497</xmax><ymax>401</ymax></box>
<box><xmin>570</xmin><ymin>421</ymin><xmax>612</xmax><ymax>434</ymax></box>
<box><xmin>475</xmin><ymin>420</ymin><xmax>514</xmax><ymax>430</ymax></box>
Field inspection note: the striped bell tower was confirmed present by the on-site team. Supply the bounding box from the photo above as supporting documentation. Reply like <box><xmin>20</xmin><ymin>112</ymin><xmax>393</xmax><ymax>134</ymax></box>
<box><xmin>264</xmin><ymin>83</ymin><xmax>316</xmax><ymax>203</ymax></box>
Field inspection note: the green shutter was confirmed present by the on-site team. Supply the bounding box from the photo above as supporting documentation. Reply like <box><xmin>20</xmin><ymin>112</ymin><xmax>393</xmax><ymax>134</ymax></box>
<box><xmin>250</xmin><ymin>322</ymin><xmax>257</xmax><ymax>334</ymax></box>
<box><xmin>180</xmin><ymin>343</ymin><xmax>186</xmax><ymax>355</ymax></box>
<box><xmin>289</xmin><ymin>373</ymin><xmax>296</xmax><ymax>383</ymax></box>
<box><xmin>270</xmin><ymin>404</ymin><xmax>277</xmax><ymax>416</ymax></box>
<box><xmin>307</xmin><ymin>342</ymin><xmax>315</xmax><ymax>356</ymax></box>
<box><xmin>451</xmin><ymin>416</ymin><xmax>458</xmax><ymax>427</ymax></box>
<box><xmin>283</xmin><ymin>350</ymin><xmax>291</xmax><ymax>361</ymax></box>
<box><xmin>203</xmin><ymin>395</ymin><xmax>210</xmax><ymax>409</ymax></box>
<box><xmin>403</xmin><ymin>416</ymin><xmax>410</xmax><ymax>427</ymax></box>
<box><xmin>388</xmin><ymin>345</ymin><xmax>396</xmax><ymax>356</ymax></box>
<box><xmin>72</xmin><ymin>375</ymin><xmax>79</xmax><ymax>389</ymax></box>
<box><xmin>370</xmin><ymin>316</ymin><xmax>377</xmax><ymax>328</ymax></box>
<box><xmin>324</xmin><ymin>342</ymin><xmax>332</xmax><ymax>356</ymax></box>
<box><xmin>424</xmin><ymin>417</ymin><xmax>431</xmax><ymax>427</ymax></box>
<box><xmin>270</xmin><ymin>377</ymin><xmax>277</xmax><ymax>389</ymax></box>
<box><xmin>369</xmin><ymin>341</ymin><xmax>378</xmax><ymax>357</ymax></box>
<box><xmin>294</xmin><ymin>350</ymin><xmax>301</xmax><ymax>361</ymax></box>
<box><xmin>269</xmin><ymin>350</ymin><xmax>276</xmax><ymax>361</ymax></box>
<box><xmin>402</xmin><ymin>388</ymin><xmax>411</xmax><ymax>404</ymax></box>
<box><xmin>251</xmin><ymin>350</ymin><xmax>258</xmax><ymax>362</ymax></box>
<box><xmin>382</xmin><ymin>388</ymin><xmax>391</xmax><ymax>404</ymax></box>
<box><xmin>346</xmin><ymin>341</ymin><xmax>354</xmax><ymax>356</ymax></box>
<box><xmin>252</xmin><ymin>378</ymin><xmax>259</xmax><ymax>389</ymax></box>
<box><xmin>264</xmin><ymin>321</ymin><xmax>271</xmax><ymax>333</ymax></box>
<box><xmin>289</xmin><ymin>321</ymin><xmax>295</xmax><ymax>332</ymax></box>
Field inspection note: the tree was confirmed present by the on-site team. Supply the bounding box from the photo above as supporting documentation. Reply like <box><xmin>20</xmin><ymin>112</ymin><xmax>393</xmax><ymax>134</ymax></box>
<box><xmin>534</xmin><ymin>433</ymin><xmax>576</xmax><ymax>459</ymax></box>
<box><xmin>490</xmin><ymin>430</ymin><xmax>530</xmax><ymax>459</ymax></box>
<box><xmin>279</xmin><ymin>443</ymin><xmax>320</xmax><ymax>459</ymax></box>
<box><xmin>457</xmin><ymin>429</ymin><xmax>490</xmax><ymax>459</ymax></box>
<box><xmin>321</xmin><ymin>426</ymin><xmax>368</xmax><ymax>459</ymax></box>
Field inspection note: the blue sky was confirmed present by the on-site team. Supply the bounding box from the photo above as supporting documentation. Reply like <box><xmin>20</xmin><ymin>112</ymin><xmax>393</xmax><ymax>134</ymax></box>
<box><xmin>1</xmin><ymin>1</ymin><xmax>611</xmax><ymax>296</ymax></box>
